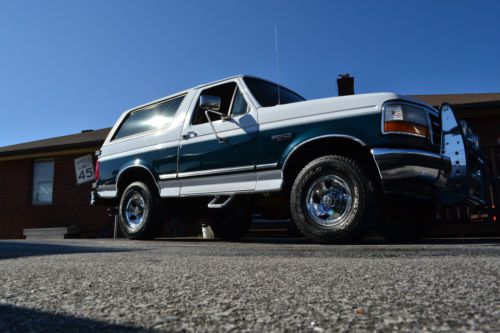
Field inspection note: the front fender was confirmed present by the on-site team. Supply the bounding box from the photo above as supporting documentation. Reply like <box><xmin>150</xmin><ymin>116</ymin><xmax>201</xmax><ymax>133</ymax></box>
<box><xmin>279</xmin><ymin>134</ymin><xmax>367</xmax><ymax>169</ymax></box>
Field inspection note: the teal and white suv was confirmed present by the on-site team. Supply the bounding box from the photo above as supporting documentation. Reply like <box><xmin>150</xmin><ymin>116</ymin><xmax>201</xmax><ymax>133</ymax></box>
<box><xmin>91</xmin><ymin>75</ymin><xmax>486</xmax><ymax>243</ymax></box>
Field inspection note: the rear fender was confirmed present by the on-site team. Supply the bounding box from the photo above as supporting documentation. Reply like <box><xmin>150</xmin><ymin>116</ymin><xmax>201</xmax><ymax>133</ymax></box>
<box><xmin>116</xmin><ymin>160</ymin><xmax>160</xmax><ymax>195</ymax></box>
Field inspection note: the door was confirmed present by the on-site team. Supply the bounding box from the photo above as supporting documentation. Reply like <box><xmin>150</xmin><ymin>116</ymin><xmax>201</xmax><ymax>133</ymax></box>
<box><xmin>178</xmin><ymin>80</ymin><xmax>259</xmax><ymax>195</ymax></box>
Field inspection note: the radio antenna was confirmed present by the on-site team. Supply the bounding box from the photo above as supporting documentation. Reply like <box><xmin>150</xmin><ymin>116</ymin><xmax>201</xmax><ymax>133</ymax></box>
<box><xmin>274</xmin><ymin>26</ymin><xmax>281</xmax><ymax>105</ymax></box>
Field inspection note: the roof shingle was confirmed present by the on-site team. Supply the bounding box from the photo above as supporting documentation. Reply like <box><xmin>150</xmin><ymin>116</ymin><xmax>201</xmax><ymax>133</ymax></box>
<box><xmin>0</xmin><ymin>128</ymin><xmax>111</xmax><ymax>157</ymax></box>
<box><xmin>413</xmin><ymin>93</ymin><xmax>500</xmax><ymax>107</ymax></box>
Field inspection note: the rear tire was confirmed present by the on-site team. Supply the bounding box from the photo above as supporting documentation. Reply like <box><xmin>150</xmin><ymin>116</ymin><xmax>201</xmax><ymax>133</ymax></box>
<box><xmin>118</xmin><ymin>181</ymin><xmax>166</xmax><ymax>240</ymax></box>
<box><xmin>290</xmin><ymin>155</ymin><xmax>376</xmax><ymax>244</ymax></box>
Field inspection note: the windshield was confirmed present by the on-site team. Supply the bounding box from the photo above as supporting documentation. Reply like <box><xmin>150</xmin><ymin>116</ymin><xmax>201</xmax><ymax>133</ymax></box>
<box><xmin>243</xmin><ymin>77</ymin><xmax>305</xmax><ymax>107</ymax></box>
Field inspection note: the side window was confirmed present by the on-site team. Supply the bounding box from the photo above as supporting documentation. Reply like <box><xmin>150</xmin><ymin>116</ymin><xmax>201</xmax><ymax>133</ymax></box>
<box><xmin>192</xmin><ymin>82</ymin><xmax>237</xmax><ymax>125</ymax></box>
<box><xmin>32</xmin><ymin>159</ymin><xmax>54</xmax><ymax>205</ymax></box>
<box><xmin>230</xmin><ymin>88</ymin><xmax>249</xmax><ymax>117</ymax></box>
<box><xmin>113</xmin><ymin>95</ymin><xmax>185</xmax><ymax>140</ymax></box>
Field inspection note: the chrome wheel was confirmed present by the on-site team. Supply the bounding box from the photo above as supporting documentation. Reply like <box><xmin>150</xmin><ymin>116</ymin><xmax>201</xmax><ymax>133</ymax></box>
<box><xmin>305</xmin><ymin>174</ymin><xmax>353</xmax><ymax>227</ymax></box>
<box><xmin>125</xmin><ymin>193</ymin><xmax>146</xmax><ymax>230</ymax></box>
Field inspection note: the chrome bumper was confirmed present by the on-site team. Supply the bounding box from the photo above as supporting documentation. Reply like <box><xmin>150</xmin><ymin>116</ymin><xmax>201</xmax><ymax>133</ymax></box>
<box><xmin>371</xmin><ymin>148</ymin><xmax>451</xmax><ymax>190</ymax></box>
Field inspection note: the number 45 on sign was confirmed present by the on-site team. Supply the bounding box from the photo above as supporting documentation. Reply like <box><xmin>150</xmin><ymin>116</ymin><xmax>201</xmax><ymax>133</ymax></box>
<box><xmin>74</xmin><ymin>154</ymin><xmax>95</xmax><ymax>185</ymax></box>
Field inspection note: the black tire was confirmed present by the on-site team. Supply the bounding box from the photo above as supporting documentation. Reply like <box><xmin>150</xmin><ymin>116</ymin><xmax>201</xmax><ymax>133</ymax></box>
<box><xmin>377</xmin><ymin>197</ymin><xmax>436</xmax><ymax>243</ymax></box>
<box><xmin>211</xmin><ymin>199</ymin><xmax>252</xmax><ymax>241</ymax></box>
<box><xmin>118</xmin><ymin>181</ymin><xmax>165</xmax><ymax>240</ymax></box>
<box><xmin>290</xmin><ymin>155</ymin><xmax>376</xmax><ymax>244</ymax></box>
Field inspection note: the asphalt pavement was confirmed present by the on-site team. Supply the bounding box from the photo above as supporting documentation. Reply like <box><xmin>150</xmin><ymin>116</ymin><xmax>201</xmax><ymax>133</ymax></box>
<box><xmin>0</xmin><ymin>238</ymin><xmax>499</xmax><ymax>332</ymax></box>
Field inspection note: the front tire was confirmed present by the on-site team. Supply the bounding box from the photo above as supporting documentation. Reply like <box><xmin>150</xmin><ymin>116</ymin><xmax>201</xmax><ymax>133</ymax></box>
<box><xmin>290</xmin><ymin>155</ymin><xmax>376</xmax><ymax>244</ymax></box>
<box><xmin>118</xmin><ymin>181</ymin><xmax>165</xmax><ymax>240</ymax></box>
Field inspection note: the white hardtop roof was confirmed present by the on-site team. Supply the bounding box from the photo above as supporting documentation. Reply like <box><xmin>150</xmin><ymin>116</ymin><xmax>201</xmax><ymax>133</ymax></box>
<box><xmin>192</xmin><ymin>74</ymin><xmax>246</xmax><ymax>90</ymax></box>
<box><xmin>125</xmin><ymin>75</ymin><xmax>299</xmax><ymax>113</ymax></box>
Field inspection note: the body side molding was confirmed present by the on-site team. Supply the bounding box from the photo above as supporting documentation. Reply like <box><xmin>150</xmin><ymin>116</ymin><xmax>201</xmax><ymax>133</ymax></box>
<box><xmin>255</xmin><ymin>162</ymin><xmax>279</xmax><ymax>170</ymax></box>
<box><xmin>177</xmin><ymin>165</ymin><xmax>255</xmax><ymax>179</ymax></box>
<box><xmin>158</xmin><ymin>169</ymin><xmax>283</xmax><ymax>197</ymax></box>
<box><xmin>160</xmin><ymin>164</ymin><xmax>280</xmax><ymax>180</ymax></box>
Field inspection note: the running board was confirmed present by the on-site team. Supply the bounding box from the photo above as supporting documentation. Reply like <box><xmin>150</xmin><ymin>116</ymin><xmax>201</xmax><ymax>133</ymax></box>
<box><xmin>207</xmin><ymin>195</ymin><xmax>233</xmax><ymax>208</ymax></box>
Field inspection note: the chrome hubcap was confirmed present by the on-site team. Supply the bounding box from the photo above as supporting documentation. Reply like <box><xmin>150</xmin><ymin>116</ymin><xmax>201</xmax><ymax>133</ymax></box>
<box><xmin>125</xmin><ymin>193</ymin><xmax>146</xmax><ymax>229</ymax></box>
<box><xmin>306</xmin><ymin>175</ymin><xmax>353</xmax><ymax>227</ymax></box>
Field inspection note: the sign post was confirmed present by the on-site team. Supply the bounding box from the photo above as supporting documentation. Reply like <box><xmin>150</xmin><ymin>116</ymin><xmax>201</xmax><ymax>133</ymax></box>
<box><xmin>74</xmin><ymin>155</ymin><xmax>95</xmax><ymax>185</ymax></box>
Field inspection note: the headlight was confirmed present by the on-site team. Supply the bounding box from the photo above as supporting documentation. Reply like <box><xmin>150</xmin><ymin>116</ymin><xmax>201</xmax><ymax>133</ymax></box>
<box><xmin>382</xmin><ymin>102</ymin><xmax>430</xmax><ymax>138</ymax></box>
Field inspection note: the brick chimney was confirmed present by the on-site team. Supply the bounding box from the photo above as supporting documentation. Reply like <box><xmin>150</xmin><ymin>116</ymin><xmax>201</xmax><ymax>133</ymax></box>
<box><xmin>337</xmin><ymin>74</ymin><xmax>354</xmax><ymax>96</ymax></box>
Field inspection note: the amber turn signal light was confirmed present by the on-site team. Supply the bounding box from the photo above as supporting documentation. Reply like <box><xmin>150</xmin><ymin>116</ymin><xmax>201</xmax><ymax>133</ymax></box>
<box><xmin>384</xmin><ymin>121</ymin><xmax>429</xmax><ymax>138</ymax></box>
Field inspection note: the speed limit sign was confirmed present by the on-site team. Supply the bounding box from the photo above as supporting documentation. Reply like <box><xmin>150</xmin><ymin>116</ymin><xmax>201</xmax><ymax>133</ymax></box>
<box><xmin>74</xmin><ymin>154</ymin><xmax>95</xmax><ymax>185</ymax></box>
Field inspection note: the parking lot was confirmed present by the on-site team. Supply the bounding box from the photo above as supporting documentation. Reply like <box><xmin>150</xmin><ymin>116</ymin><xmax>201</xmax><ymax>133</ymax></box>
<box><xmin>0</xmin><ymin>238</ymin><xmax>499</xmax><ymax>332</ymax></box>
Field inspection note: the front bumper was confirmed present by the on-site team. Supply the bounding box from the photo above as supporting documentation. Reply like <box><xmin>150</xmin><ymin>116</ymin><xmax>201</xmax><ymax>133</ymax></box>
<box><xmin>371</xmin><ymin>148</ymin><xmax>451</xmax><ymax>200</ymax></box>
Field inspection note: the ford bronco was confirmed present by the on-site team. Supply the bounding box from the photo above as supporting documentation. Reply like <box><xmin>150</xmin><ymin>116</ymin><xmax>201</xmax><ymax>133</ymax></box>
<box><xmin>91</xmin><ymin>75</ymin><xmax>486</xmax><ymax>243</ymax></box>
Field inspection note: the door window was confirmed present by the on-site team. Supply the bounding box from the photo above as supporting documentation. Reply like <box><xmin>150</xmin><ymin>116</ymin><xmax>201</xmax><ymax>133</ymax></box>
<box><xmin>243</xmin><ymin>77</ymin><xmax>305</xmax><ymax>107</ymax></box>
<box><xmin>191</xmin><ymin>82</ymin><xmax>249</xmax><ymax>125</ymax></box>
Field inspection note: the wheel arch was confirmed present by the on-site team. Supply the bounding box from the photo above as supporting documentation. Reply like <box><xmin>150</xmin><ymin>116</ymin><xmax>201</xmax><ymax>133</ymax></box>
<box><xmin>281</xmin><ymin>135</ymin><xmax>381</xmax><ymax>192</ymax></box>
<box><xmin>116</xmin><ymin>163</ymin><xmax>160</xmax><ymax>198</ymax></box>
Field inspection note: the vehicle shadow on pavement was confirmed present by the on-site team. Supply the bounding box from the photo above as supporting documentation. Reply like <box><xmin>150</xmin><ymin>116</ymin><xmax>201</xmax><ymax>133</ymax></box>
<box><xmin>0</xmin><ymin>241</ymin><xmax>138</xmax><ymax>261</ymax></box>
<box><xmin>0</xmin><ymin>303</ymin><xmax>156</xmax><ymax>333</ymax></box>
<box><xmin>153</xmin><ymin>236</ymin><xmax>500</xmax><ymax>246</ymax></box>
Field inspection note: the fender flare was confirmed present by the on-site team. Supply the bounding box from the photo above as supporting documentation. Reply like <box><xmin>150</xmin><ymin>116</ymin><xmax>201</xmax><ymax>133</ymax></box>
<box><xmin>116</xmin><ymin>161</ymin><xmax>160</xmax><ymax>195</ymax></box>
<box><xmin>281</xmin><ymin>134</ymin><xmax>367</xmax><ymax>170</ymax></box>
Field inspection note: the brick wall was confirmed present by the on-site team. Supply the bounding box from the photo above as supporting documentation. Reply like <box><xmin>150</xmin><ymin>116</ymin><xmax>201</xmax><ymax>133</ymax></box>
<box><xmin>0</xmin><ymin>152</ymin><xmax>111</xmax><ymax>239</ymax></box>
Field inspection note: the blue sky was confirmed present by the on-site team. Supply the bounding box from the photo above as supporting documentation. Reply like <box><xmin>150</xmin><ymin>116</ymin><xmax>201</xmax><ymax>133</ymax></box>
<box><xmin>0</xmin><ymin>0</ymin><xmax>499</xmax><ymax>146</ymax></box>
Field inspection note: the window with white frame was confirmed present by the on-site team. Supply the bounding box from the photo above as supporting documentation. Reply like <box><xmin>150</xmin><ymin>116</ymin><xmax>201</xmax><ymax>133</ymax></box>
<box><xmin>32</xmin><ymin>159</ymin><xmax>54</xmax><ymax>205</ymax></box>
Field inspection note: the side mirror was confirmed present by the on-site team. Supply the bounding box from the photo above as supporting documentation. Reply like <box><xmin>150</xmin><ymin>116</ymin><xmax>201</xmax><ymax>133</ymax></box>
<box><xmin>200</xmin><ymin>95</ymin><xmax>221</xmax><ymax>111</ymax></box>
<box><xmin>199</xmin><ymin>95</ymin><xmax>228</xmax><ymax>143</ymax></box>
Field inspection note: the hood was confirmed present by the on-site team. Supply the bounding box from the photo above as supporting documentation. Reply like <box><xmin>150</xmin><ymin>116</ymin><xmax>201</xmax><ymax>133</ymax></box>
<box><xmin>258</xmin><ymin>92</ymin><xmax>430</xmax><ymax>124</ymax></box>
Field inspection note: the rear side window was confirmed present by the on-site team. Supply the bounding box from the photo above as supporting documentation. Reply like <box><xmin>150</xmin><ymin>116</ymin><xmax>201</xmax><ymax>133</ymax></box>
<box><xmin>113</xmin><ymin>95</ymin><xmax>185</xmax><ymax>140</ymax></box>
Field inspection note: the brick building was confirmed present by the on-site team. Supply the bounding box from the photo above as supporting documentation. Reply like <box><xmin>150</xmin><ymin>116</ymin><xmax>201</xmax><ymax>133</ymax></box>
<box><xmin>0</xmin><ymin>93</ymin><xmax>498</xmax><ymax>239</ymax></box>
<box><xmin>0</xmin><ymin>128</ymin><xmax>111</xmax><ymax>239</ymax></box>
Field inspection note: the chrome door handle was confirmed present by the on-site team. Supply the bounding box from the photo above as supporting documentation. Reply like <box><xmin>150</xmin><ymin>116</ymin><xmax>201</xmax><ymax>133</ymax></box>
<box><xmin>182</xmin><ymin>131</ymin><xmax>197</xmax><ymax>140</ymax></box>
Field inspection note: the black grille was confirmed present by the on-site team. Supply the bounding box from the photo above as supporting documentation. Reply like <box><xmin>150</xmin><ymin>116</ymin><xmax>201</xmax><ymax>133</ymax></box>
<box><xmin>429</xmin><ymin>113</ymin><xmax>441</xmax><ymax>146</ymax></box>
